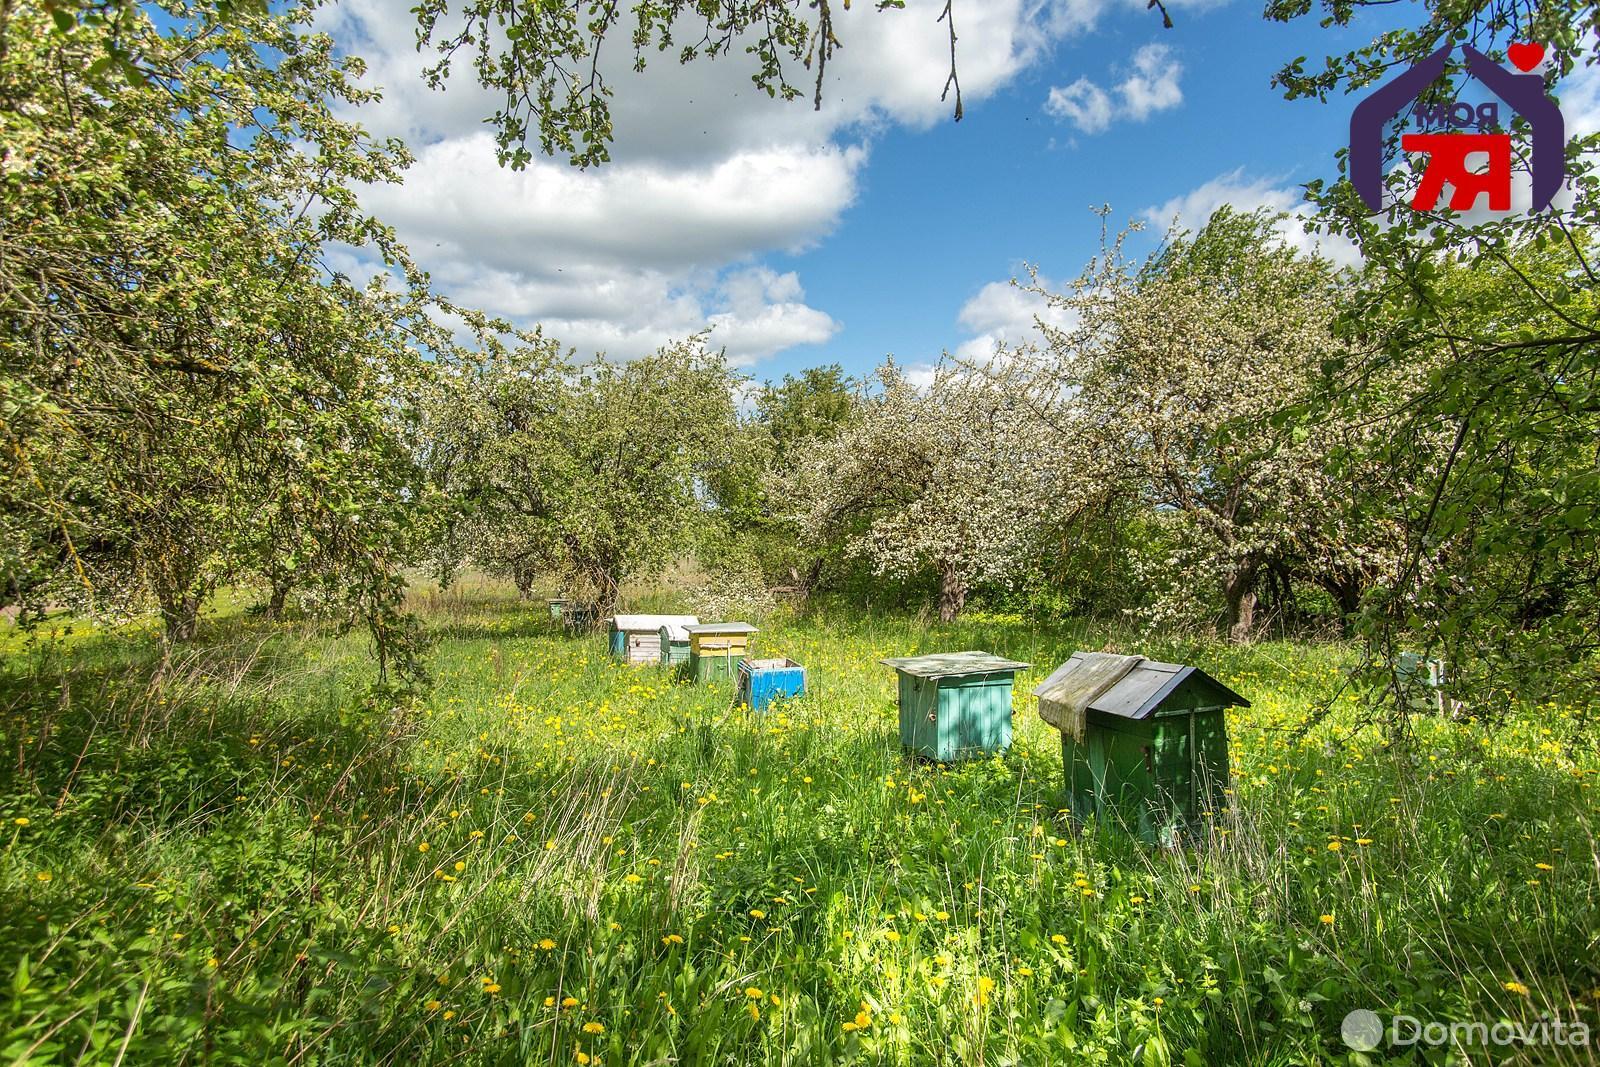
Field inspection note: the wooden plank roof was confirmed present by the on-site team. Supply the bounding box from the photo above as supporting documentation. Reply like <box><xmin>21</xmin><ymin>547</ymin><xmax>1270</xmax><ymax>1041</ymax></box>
<box><xmin>1033</xmin><ymin>652</ymin><xmax>1248</xmax><ymax>720</ymax></box>
<box><xmin>611</xmin><ymin>614</ymin><xmax>699</xmax><ymax>633</ymax></box>
<box><xmin>879</xmin><ymin>650</ymin><xmax>1031</xmax><ymax>679</ymax></box>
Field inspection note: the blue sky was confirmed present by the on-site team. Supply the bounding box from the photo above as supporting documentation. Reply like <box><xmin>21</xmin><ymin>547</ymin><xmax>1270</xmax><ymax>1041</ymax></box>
<box><xmin>758</xmin><ymin>7</ymin><xmax>1385</xmax><ymax>379</ymax></box>
<box><xmin>321</xmin><ymin>0</ymin><xmax>1592</xmax><ymax>385</ymax></box>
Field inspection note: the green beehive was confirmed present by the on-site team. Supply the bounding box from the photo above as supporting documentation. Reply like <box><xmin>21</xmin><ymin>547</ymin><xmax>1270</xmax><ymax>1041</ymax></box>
<box><xmin>547</xmin><ymin>597</ymin><xmax>568</xmax><ymax>621</ymax></box>
<box><xmin>1035</xmin><ymin>653</ymin><xmax>1247</xmax><ymax>845</ymax></box>
<box><xmin>684</xmin><ymin>622</ymin><xmax>757</xmax><ymax>683</ymax></box>
<box><xmin>658</xmin><ymin>622</ymin><xmax>693</xmax><ymax>668</ymax></box>
<box><xmin>880</xmin><ymin>651</ymin><xmax>1032</xmax><ymax>762</ymax></box>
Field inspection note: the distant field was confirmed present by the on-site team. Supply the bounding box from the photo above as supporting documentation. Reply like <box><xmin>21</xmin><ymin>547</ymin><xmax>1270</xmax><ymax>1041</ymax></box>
<box><xmin>1</xmin><ymin>582</ymin><xmax>1595</xmax><ymax>1065</ymax></box>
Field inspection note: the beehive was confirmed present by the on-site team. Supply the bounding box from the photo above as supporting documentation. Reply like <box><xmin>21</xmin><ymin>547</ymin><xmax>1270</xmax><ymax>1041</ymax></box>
<box><xmin>658</xmin><ymin>622</ymin><xmax>693</xmax><ymax>668</ymax></box>
<box><xmin>607</xmin><ymin>614</ymin><xmax>699</xmax><ymax>666</ymax></box>
<box><xmin>1035</xmin><ymin>652</ymin><xmax>1247</xmax><ymax>845</ymax></box>
<box><xmin>684</xmin><ymin>622</ymin><xmax>757</xmax><ymax>683</ymax></box>
<box><xmin>879</xmin><ymin>651</ymin><xmax>1031</xmax><ymax>762</ymax></box>
<box><xmin>737</xmin><ymin>658</ymin><xmax>806</xmax><ymax>711</ymax></box>
<box><xmin>547</xmin><ymin>597</ymin><xmax>568</xmax><ymax>621</ymax></box>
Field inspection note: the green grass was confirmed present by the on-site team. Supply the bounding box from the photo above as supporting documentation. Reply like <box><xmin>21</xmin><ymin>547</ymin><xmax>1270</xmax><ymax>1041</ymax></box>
<box><xmin>1</xmin><ymin>580</ymin><xmax>1596</xmax><ymax>1065</ymax></box>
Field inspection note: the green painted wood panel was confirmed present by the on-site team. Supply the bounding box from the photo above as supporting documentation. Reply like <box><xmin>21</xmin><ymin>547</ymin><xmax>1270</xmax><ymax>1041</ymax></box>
<box><xmin>897</xmin><ymin>670</ymin><xmax>1015</xmax><ymax>761</ymax></box>
<box><xmin>1059</xmin><ymin>699</ymin><xmax>1232</xmax><ymax>844</ymax></box>
<box><xmin>687</xmin><ymin>650</ymin><xmax>743</xmax><ymax>683</ymax></box>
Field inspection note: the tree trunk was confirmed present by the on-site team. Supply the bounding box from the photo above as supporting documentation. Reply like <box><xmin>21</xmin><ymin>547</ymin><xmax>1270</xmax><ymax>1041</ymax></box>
<box><xmin>265</xmin><ymin>577</ymin><xmax>291</xmax><ymax>621</ymax></box>
<box><xmin>937</xmin><ymin>563</ymin><xmax>967</xmax><ymax>624</ymax></box>
<box><xmin>512</xmin><ymin>561</ymin><xmax>537</xmax><ymax>600</ymax></box>
<box><xmin>148</xmin><ymin>554</ymin><xmax>204</xmax><ymax>646</ymax></box>
<box><xmin>1224</xmin><ymin>562</ymin><xmax>1258</xmax><ymax>644</ymax></box>
<box><xmin>158</xmin><ymin>588</ymin><xmax>202</xmax><ymax>644</ymax></box>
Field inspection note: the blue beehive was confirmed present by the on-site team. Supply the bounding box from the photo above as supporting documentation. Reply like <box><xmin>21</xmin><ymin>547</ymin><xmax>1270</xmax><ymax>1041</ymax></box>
<box><xmin>880</xmin><ymin>651</ymin><xmax>1031</xmax><ymax>762</ymax></box>
<box><xmin>737</xmin><ymin>658</ymin><xmax>806</xmax><ymax>711</ymax></box>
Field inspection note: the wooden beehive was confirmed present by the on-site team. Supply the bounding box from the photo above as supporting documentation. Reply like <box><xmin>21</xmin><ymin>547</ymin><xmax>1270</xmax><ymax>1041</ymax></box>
<box><xmin>658</xmin><ymin>622</ymin><xmax>693</xmax><ymax>668</ymax></box>
<box><xmin>684</xmin><ymin>622</ymin><xmax>757</xmax><ymax>683</ymax></box>
<box><xmin>737</xmin><ymin>658</ymin><xmax>806</xmax><ymax>711</ymax></box>
<box><xmin>607</xmin><ymin>614</ymin><xmax>699</xmax><ymax>666</ymax></box>
<box><xmin>1035</xmin><ymin>652</ymin><xmax>1247</xmax><ymax>845</ymax></box>
<box><xmin>880</xmin><ymin>651</ymin><xmax>1031</xmax><ymax>762</ymax></box>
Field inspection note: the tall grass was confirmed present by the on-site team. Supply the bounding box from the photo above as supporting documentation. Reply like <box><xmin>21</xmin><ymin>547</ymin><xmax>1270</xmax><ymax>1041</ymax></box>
<box><xmin>0</xmin><ymin>587</ymin><xmax>1595</xmax><ymax>1065</ymax></box>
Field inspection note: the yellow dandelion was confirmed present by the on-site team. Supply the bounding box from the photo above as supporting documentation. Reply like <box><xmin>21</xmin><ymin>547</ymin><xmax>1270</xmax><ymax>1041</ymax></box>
<box><xmin>582</xmin><ymin>1021</ymin><xmax>605</xmax><ymax>1035</ymax></box>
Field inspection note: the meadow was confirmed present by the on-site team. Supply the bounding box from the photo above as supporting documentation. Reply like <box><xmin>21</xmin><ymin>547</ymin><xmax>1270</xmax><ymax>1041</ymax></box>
<box><xmin>1</xmin><ymin>580</ymin><xmax>1596</xmax><ymax>1065</ymax></box>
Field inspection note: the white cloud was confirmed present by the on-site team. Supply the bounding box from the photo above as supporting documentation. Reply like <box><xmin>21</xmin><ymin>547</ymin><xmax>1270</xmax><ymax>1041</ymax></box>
<box><xmin>952</xmin><ymin>274</ymin><xmax>1079</xmax><ymax>361</ymax></box>
<box><xmin>358</xmin><ymin>135</ymin><xmax>868</xmax><ymax>275</ymax></box>
<box><xmin>1045</xmin><ymin>79</ymin><xmax>1116</xmax><ymax>134</ymax></box>
<box><xmin>1119</xmin><ymin>42</ymin><xmax>1184</xmax><ymax>120</ymax></box>
<box><xmin>1559</xmin><ymin>54</ymin><xmax>1600</xmax><ymax>140</ymax></box>
<box><xmin>1141</xmin><ymin>168</ymin><xmax>1362</xmax><ymax>265</ymax></box>
<box><xmin>1045</xmin><ymin>41</ymin><xmax>1183</xmax><ymax>134</ymax></box>
<box><xmin>318</xmin><ymin>0</ymin><xmax>1093</xmax><ymax>368</ymax></box>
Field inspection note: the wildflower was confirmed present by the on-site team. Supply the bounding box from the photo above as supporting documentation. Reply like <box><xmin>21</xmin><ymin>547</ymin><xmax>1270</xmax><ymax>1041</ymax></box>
<box><xmin>34</xmin><ymin>871</ymin><xmax>51</xmax><ymax>883</ymax></box>
<box><xmin>582</xmin><ymin>1021</ymin><xmax>605</xmax><ymax>1035</ymax></box>
<box><xmin>662</xmin><ymin>934</ymin><xmax>684</xmax><ymax>945</ymax></box>
<box><xmin>1187</xmin><ymin>884</ymin><xmax>1201</xmax><ymax>893</ymax></box>
<box><xmin>1050</xmin><ymin>934</ymin><xmax>1067</xmax><ymax>945</ymax></box>
<box><xmin>425</xmin><ymin>999</ymin><xmax>442</xmax><ymax>1011</ymax></box>
<box><xmin>1504</xmin><ymin>981</ymin><xmax>1530</xmax><ymax>996</ymax></box>
<box><xmin>13</xmin><ymin>817</ymin><xmax>28</xmax><ymax>827</ymax></box>
<box><xmin>538</xmin><ymin>938</ymin><xmax>556</xmax><ymax>950</ymax></box>
<box><xmin>561</xmin><ymin>996</ymin><xmax>579</xmax><ymax>1008</ymax></box>
<box><xmin>1535</xmin><ymin>862</ymin><xmax>1554</xmax><ymax>871</ymax></box>
<box><xmin>976</xmin><ymin>976</ymin><xmax>995</xmax><ymax>1007</ymax></box>
<box><xmin>1130</xmin><ymin>895</ymin><xmax>1146</xmax><ymax>905</ymax></box>
<box><xmin>883</xmin><ymin>930</ymin><xmax>900</xmax><ymax>942</ymax></box>
<box><xmin>1153</xmin><ymin>997</ymin><xmax>1164</xmax><ymax>1007</ymax></box>
<box><xmin>935</xmin><ymin>910</ymin><xmax>950</xmax><ymax>921</ymax></box>
<box><xmin>1327</xmin><ymin>841</ymin><xmax>1342</xmax><ymax>852</ymax></box>
<box><xmin>745</xmin><ymin>987</ymin><xmax>762</xmax><ymax>999</ymax></box>
<box><xmin>1017</xmin><ymin>966</ymin><xmax>1034</xmax><ymax>977</ymax></box>
<box><xmin>443</xmin><ymin>1010</ymin><xmax>456</xmax><ymax>1020</ymax></box>
<box><xmin>575</xmin><ymin>1053</ymin><xmax>590</xmax><ymax>1065</ymax></box>
<box><xmin>749</xmin><ymin>909</ymin><xmax>766</xmax><ymax>919</ymax></box>
<box><xmin>624</xmin><ymin>874</ymin><xmax>642</xmax><ymax>883</ymax></box>
<box><xmin>454</xmin><ymin>861</ymin><xmax>466</xmax><ymax>872</ymax></box>
<box><xmin>483</xmin><ymin>983</ymin><xmax>501</xmax><ymax>994</ymax></box>
<box><xmin>418</xmin><ymin>842</ymin><xmax>430</xmax><ymax>853</ymax></box>
<box><xmin>1319</xmin><ymin>914</ymin><xmax>1335</xmax><ymax>925</ymax></box>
